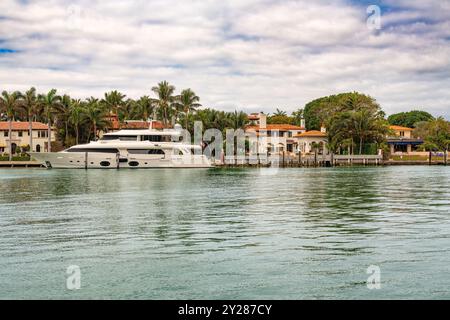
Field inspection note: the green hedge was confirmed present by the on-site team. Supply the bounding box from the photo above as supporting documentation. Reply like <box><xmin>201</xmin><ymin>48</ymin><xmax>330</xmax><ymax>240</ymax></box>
<box><xmin>0</xmin><ymin>155</ymin><xmax>31</xmax><ymax>161</ymax></box>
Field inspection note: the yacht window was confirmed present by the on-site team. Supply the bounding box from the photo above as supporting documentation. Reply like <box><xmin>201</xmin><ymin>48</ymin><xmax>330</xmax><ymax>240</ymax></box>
<box><xmin>102</xmin><ymin>135</ymin><xmax>137</xmax><ymax>141</ymax></box>
<box><xmin>141</xmin><ymin>135</ymin><xmax>162</xmax><ymax>142</ymax></box>
<box><xmin>128</xmin><ymin>149</ymin><xmax>165</xmax><ymax>155</ymax></box>
<box><xmin>149</xmin><ymin>149</ymin><xmax>165</xmax><ymax>155</ymax></box>
<box><xmin>101</xmin><ymin>135</ymin><xmax>120</xmax><ymax>141</ymax></box>
<box><xmin>119</xmin><ymin>136</ymin><xmax>138</xmax><ymax>141</ymax></box>
<box><xmin>141</xmin><ymin>135</ymin><xmax>172</xmax><ymax>142</ymax></box>
<box><xmin>66</xmin><ymin>148</ymin><xmax>119</xmax><ymax>153</ymax></box>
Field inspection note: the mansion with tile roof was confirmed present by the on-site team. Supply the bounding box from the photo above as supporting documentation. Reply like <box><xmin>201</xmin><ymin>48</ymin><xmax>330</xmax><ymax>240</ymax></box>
<box><xmin>387</xmin><ymin>125</ymin><xmax>423</xmax><ymax>154</ymax></box>
<box><xmin>0</xmin><ymin>122</ymin><xmax>56</xmax><ymax>154</ymax></box>
<box><xmin>245</xmin><ymin>113</ymin><xmax>328</xmax><ymax>155</ymax></box>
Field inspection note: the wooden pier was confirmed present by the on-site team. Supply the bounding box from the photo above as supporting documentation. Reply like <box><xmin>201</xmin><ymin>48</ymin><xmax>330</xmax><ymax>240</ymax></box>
<box><xmin>220</xmin><ymin>154</ymin><xmax>384</xmax><ymax>167</ymax></box>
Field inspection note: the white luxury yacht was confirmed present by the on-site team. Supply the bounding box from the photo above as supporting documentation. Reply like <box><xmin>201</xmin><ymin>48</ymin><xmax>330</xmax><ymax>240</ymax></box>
<box><xmin>29</xmin><ymin>124</ymin><xmax>212</xmax><ymax>169</ymax></box>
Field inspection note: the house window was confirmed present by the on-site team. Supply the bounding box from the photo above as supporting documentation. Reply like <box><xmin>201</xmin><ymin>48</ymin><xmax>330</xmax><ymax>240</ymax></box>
<box><xmin>400</xmin><ymin>131</ymin><xmax>405</xmax><ymax>137</ymax></box>
<box><xmin>4</xmin><ymin>131</ymin><xmax>8</xmax><ymax>137</ymax></box>
<box><xmin>18</xmin><ymin>131</ymin><xmax>23</xmax><ymax>137</ymax></box>
<box><xmin>38</xmin><ymin>130</ymin><xmax>48</xmax><ymax>138</ymax></box>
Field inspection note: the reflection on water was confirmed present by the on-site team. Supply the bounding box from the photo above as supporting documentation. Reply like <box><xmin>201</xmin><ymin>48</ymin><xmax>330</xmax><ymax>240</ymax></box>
<box><xmin>0</xmin><ymin>166</ymin><xmax>449</xmax><ymax>299</ymax></box>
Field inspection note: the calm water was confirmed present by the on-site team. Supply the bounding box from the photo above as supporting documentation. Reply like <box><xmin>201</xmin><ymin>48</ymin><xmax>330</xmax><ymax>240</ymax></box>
<box><xmin>0</xmin><ymin>166</ymin><xmax>449</xmax><ymax>299</ymax></box>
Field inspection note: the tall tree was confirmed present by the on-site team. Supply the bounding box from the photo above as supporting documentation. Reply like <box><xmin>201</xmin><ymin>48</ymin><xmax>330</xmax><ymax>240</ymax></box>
<box><xmin>133</xmin><ymin>96</ymin><xmax>154</xmax><ymax>121</ymax></box>
<box><xmin>38</xmin><ymin>89</ymin><xmax>61</xmax><ymax>152</ymax></box>
<box><xmin>69</xmin><ymin>99</ymin><xmax>85</xmax><ymax>145</ymax></box>
<box><xmin>173</xmin><ymin>89</ymin><xmax>201</xmax><ymax>129</ymax></box>
<box><xmin>351</xmin><ymin>108</ymin><xmax>387</xmax><ymax>155</ymax></box>
<box><xmin>414</xmin><ymin>117</ymin><xmax>450</xmax><ymax>151</ymax></box>
<box><xmin>291</xmin><ymin>108</ymin><xmax>304</xmax><ymax>126</ymax></box>
<box><xmin>273</xmin><ymin>109</ymin><xmax>287</xmax><ymax>117</ymax></box>
<box><xmin>151</xmin><ymin>81</ymin><xmax>176</xmax><ymax>127</ymax></box>
<box><xmin>228</xmin><ymin>110</ymin><xmax>249</xmax><ymax>130</ymax></box>
<box><xmin>17</xmin><ymin>87</ymin><xmax>38</xmax><ymax>152</ymax></box>
<box><xmin>84</xmin><ymin>97</ymin><xmax>109</xmax><ymax>141</ymax></box>
<box><xmin>388</xmin><ymin>110</ymin><xmax>434</xmax><ymax>128</ymax></box>
<box><xmin>325</xmin><ymin>95</ymin><xmax>388</xmax><ymax>155</ymax></box>
<box><xmin>118</xmin><ymin>98</ymin><xmax>135</xmax><ymax>121</ymax></box>
<box><xmin>54</xmin><ymin>94</ymin><xmax>73</xmax><ymax>146</ymax></box>
<box><xmin>0</xmin><ymin>91</ymin><xmax>21</xmax><ymax>160</ymax></box>
<box><xmin>304</xmin><ymin>92</ymin><xmax>380</xmax><ymax>130</ymax></box>
<box><xmin>102</xmin><ymin>90</ymin><xmax>126</xmax><ymax>115</ymax></box>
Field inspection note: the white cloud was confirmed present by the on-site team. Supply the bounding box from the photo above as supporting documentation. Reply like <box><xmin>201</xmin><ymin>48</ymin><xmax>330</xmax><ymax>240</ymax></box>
<box><xmin>0</xmin><ymin>0</ymin><xmax>449</xmax><ymax>118</ymax></box>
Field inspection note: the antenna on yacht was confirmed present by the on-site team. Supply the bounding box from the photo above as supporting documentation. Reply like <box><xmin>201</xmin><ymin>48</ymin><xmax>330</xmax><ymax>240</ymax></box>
<box><xmin>148</xmin><ymin>118</ymin><xmax>154</xmax><ymax>130</ymax></box>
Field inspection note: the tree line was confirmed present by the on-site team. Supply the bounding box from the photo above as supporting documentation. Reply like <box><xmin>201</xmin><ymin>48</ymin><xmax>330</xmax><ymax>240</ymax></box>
<box><xmin>0</xmin><ymin>81</ymin><xmax>207</xmax><ymax>160</ymax></box>
<box><xmin>1</xmin><ymin>86</ymin><xmax>449</xmax><ymax>159</ymax></box>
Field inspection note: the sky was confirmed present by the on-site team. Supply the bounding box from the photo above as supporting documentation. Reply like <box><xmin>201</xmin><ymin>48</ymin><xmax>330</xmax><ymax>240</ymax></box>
<box><xmin>0</xmin><ymin>0</ymin><xmax>449</xmax><ymax>118</ymax></box>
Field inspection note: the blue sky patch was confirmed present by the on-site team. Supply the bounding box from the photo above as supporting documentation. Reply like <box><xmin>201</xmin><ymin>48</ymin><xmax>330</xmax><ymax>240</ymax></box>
<box><xmin>0</xmin><ymin>48</ymin><xmax>16</xmax><ymax>54</ymax></box>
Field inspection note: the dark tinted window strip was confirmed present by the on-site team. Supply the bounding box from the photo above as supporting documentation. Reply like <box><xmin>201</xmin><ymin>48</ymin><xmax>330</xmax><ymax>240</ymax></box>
<box><xmin>67</xmin><ymin>148</ymin><xmax>119</xmax><ymax>153</ymax></box>
<box><xmin>128</xmin><ymin>149</ymin><xmax>165</xmax><ymax>155</ymax></box>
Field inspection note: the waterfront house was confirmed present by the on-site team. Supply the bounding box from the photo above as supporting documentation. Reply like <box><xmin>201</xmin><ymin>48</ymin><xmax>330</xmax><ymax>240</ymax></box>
<box><xmin>294</xmin><ymin>129</ymin><xmax>328</xmax><ymax>154</ymax></box>
<box><xmin>387</xmin><ymin>125</ymin><xmax>423</xmax><ymax>154</ymax></box>
<box><xmin>0</xmin><ymin>121</ymin><xmax>55</xmax><ymax>154</ymax></box>
<box><xmin>245</xmin><ymin>113</ymin><xmax>305</xmax><ymax>154</ymax></box>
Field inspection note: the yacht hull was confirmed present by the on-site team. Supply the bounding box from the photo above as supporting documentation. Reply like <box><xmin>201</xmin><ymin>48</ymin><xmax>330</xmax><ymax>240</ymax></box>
<box><xmin>29</xmin><ymin>152</ymin><xmax>212</xmax><ymax>169</ymax></box>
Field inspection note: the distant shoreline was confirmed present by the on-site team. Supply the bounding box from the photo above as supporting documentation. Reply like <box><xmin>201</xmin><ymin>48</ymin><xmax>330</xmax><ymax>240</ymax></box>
<box><xmin>0</xmin><ymin>160</ymin><xmax>448</xmax><ymax>168</ymax></box>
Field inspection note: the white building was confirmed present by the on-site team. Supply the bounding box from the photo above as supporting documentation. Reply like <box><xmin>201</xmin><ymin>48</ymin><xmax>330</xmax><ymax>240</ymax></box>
<box><xmin>245</xmin><ymin>113</ymin><xmax>306</xmax><ymax>154</ymax></box>
<box><xmin>295</xmin><ymin>129</ymin><xmax>328</xmax><ymax>154</ymax></box>
<box><xmin>0</xmin><ymin>122</ymin><xmax>56</xmax><ymax>154</ymax></box>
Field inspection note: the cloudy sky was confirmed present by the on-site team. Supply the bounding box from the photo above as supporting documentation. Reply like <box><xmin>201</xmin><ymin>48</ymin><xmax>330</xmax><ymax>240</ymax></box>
<box><xmin>0</xmin><ymin>0</ymin><xmax>449</xmax><ymax>118</ymax></box>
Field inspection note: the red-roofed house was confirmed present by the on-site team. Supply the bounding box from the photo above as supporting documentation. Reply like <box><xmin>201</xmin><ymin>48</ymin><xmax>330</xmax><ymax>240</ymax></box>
<box><xmin>294</xmin><ymin>129</ymin><xmax>328</xmax><ymax>154</ymax></box>
<box><xmin>0</xmin><ymin>121</ymin><xmax>56</xmax><ymax>154</ymax></box>
<box><xmin>245</xmin><ymin>113</ymin><xmax>306</xmax><ymax>154</ymax></box>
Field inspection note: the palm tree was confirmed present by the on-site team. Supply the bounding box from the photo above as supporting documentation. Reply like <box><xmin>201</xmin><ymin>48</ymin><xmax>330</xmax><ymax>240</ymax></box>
<box><xmin>133</xmin><ymin>96</ymin><xmax>154</xmax><ymax>121</ymax></box>
<box><xmin>0</xmin><ymin>91</ymin><xmax>21</xmax><ymax>160</ymax></box>
<box><xmin>118</xmin><ymin>98</ymin><xmax>135</xmax><ymax>121</ymax></box>
<box><xmin>273</xmin><ymin>109</ymin><xmax>287</xmax><ymax>117</ymax></box>
<box><xmin>151</xmin><ymin>81</ymin><xmax>176</xmax><ymax>127</ymax></box>
<box><xmin>228</xmin><ymin>110</ymin><xmax>249</xmax><ymax>130</ymax></box>
<box><xmin>69</xmin><ymin>99</ymin><xmax>85</xmax><ymax>145</ymax></box>
<box><xmin>38</xmin><ymin>89</ymin><xmax>61</xmax><ymax>152</ymax></box>
<box><xmin>17</xmin><ymin>87</ymin><xmax>38</xmax><ymax>152</ymax></box>
<box><xmin>351</xmin><ymin>108</ymin><xmax>388</xmax><ymax>155</ymax></box>
<box><xmin>54</xmin><ymin>94</ymin><xmax>72</xmax><ymax>146</ymax></box>
<box><xmin>102</xmin><ymin>90</ymin><xmax>126</xmax><ymax>115</ymax></box>
<box><xmin>84</xmin><ymin>97</ymin><xmax>109</xmax><ymax>141</ymax></box>
<box><xmin>291</xmin><ymin>108</ymin><xmax>304</xmax><ymax>126</ymax></box>
<box><xmin>173</xmin><ymin>89</ymin><xmax>201</xmax><ymax>129</ymax></box>
<box><xmin>326</xmin><ymin>111</ymin><xmax>352</xmax><ymax>154</ymax></box>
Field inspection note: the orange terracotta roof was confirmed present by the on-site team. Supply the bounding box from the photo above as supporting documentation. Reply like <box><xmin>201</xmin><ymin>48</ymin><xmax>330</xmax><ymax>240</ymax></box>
<box><xmin>389</xmin><ymin>125</ymin><xmax>413</xmax><ymax>131</ymax></box>
<box><xmin>246</xmin><ymin>124</ymin><xmax>305</xmax><ymax>131</ymax></box>
<box><xmin>0</xmin><ymin>121</ymin><xmax>49</xmax><ymax>131</ymax></box>
<box><xmin>105</xmin><ymin>113</ymin><xmax>170</xmax><ymax>130</ymax></box>
<box><xmin>295</xmin><ymin>130</ymin><xmax>327</xmax><ymax>137</ymax></box>
<box><xmin>120</xmin><ymin>121</ymin><xmax>168</xmax><ymax>130</ymax></box>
